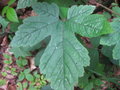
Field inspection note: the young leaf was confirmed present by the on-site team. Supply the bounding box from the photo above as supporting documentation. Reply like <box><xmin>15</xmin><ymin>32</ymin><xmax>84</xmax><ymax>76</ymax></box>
<box><xmin>11</xmin><ymin>3</ymin><xmax>113</xmax><ymax>90</ymax></box>
<box><xmin>112</xmin><ymin>6</ymin><xmax>120</xmax><ymax>17</ymax></box>
<box><xmin>17</xmin><ymin>0</ymin><xmax>37</xmax><ymax>9</ymax></box>
<box><xmin>2</xmin><ymin>6</ymin><xmax>9</xmax><ymax>17</ymax></box>
<box><xmin>59</xmin><ymin>7</ymin><xmax>68</xmax><ymax>19</ymax></box>
<box><xmin>18</xmin><ymin>72</ymin><xmax>25</xmax><ymax>81</ymax></box>
<box><xmin>25</xmin><ymin>74</ymin><xmax>34</xmax><ymax>81</ymax></box>
<box><xmin>100</xmin><ymin>18</ymin><xmax>120</xmax><ymax>60</ymax></box>
<box><xmin>24</xmin><ymin>69</ymin><xmax>31</xmax><ymax>74</ymax></box>
<box><xmin>6</xmin><ymin>7</ymin><xmax>19</xmax><ymax>22</ymax></box>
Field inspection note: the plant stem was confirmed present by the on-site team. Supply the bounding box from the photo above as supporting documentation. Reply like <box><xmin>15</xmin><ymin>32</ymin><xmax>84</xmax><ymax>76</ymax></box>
<box><xmin>96</xmin><ymin>3</ymin><xmax>120</xmax><ymax>17</ymax></box>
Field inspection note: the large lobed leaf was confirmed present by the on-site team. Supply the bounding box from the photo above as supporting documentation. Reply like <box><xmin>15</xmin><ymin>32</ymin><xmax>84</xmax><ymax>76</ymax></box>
<box><xmin>11</xmin><ymin>3</ymin><xmax>113</xmax><ymax>90</ymax></box>
<box><xmin>100</xmin><ymin>18</ymin><xmax>120</xmax><ymax>60</ymax></box>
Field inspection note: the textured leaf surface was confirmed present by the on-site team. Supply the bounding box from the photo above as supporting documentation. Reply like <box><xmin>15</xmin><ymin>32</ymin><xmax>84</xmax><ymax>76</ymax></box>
<box><xmin>11</xmin><ymin>3</ymin><xmax>113</xmax><ymax>90</ymax></box>
<box><xmin>67</xmin><ymin>5</ymin><xmax>113</xmax><ymax>37</ymax></box>
<box><xmin>100</xmin><ymin>18</ymin><xmax>120</xmax><ymax>60</ymax></box>
<box><xmin>0</xmin><ymin>16</ymin><xmax>9</xmax><ymax>30</ymax></box>
<box><xmin>17</xmin><ymin>0</ymin><xmax>37</xmax><ymax>9</ymax></box>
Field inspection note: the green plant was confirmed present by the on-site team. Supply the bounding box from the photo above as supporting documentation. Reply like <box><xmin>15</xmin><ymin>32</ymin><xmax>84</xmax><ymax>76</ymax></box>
<box><xmin>16</xmin><ymin>57</ymin><xmax>28</xmax><ymax>67</ymax></box>
<box><xmin>0</xmin><ymin>79</ymin><xmax>6</xmax><ymax>86</ymax></box>
<box><xmin>17</xmin><ymin>69</ymin><xmax>46</xmax><ymax>90</ymax></box>
<box><xmin>3</xmin><ymin>54</ymin><xmax>18</xmax><ymax>76</ymax></box>
<box><xmin>18</xmin><ymin>69</ymin><xmax>34</xmax><ymax>81</ymax></box>
<box><xmin>10</xmin><ymin>2</ymin><xmax>114</xmax><ymax>90</ymax></box>
<box><xmin>3</xmin><ymin>53</ymin><xmax>12</xmax><ymax>64</ymax></box>
<box><xmin>2</xmin><ymin>0</ymin><xmax>19</xmax><ymax>22</ymax></box>
<box><xmin>1</xmin><ymin>72</ymin><xmax>7</xmax><ymax>77</ymax></box>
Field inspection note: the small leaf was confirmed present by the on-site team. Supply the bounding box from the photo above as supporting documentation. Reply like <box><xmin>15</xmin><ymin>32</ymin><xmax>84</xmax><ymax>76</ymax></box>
<box><xmin>21</xmin><ymin>59</ymin><xmax>28</xmax><ymax>66</ymax></box>
<box><xmin>1</xmin><ymin>72</ymin><xmax>7</xmax><ymax>77</ymax></box>
<box><xmin>25</xmin><ymin>74</ymin><xmax>34</xmax><ymax>81</ymax></box>
<box><xmin>59</xmin><ymin>7</ymin><xmax>68</xmax><ymax>19</ymax></box>
<box><xmin>23</xmin><ymin>82</ymin><xmax>28</xmax><ymax>89</ymax></box>
<box><xmin>112</xmin><ymin>6</ymin><xmax>120</xmax><ymax>17</ymax></box>
<box><xmin>4</xmin><ymin>60</ymin><xmax>12</xmax><ymax>64</ymax></box>
<box><xmin>6</xmin><ymin>7</ymin><xmax>19</xmax><ymax>22</ymax></box>
<box><xmin>24</xmin><ymin>69</ymin><xmax>31</xmax><ymax>74</ymax></box>
<box><xmin>18</xmin><ymin>72</ymin><xmax>25</xmax><ymax>81</ymax></box>
<box><xmin>17</xmin><ymin>82</ymin><xmax>23</xmax><ymax>90</ymax></box>
<box><xmin>3</xmin><ymin>54</ymin><xmax>11</xmax><ymax>59</ymax></box>
<box><xmin>2</xmin><ymin>6</ymin><xmax>9</xmax><ymax>17</ymax></box>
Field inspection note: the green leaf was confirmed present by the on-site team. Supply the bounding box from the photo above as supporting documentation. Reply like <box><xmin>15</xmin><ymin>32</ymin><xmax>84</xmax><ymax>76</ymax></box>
<box><xmin>25</xmin><ymin>74</ymin><xmax>34</xmax><ymax>81</ymax></box>
<box><xmin>59</xmin><ymin>7</ymin><xmax>68</xmax><ymax>19</ymax></box>
<box><xmin>2</xmin><ymin>6</ymin><xmax>9</xmax><ymax>17</ymax></box>
<box><xmin>17</xmin><ymin>82</ymin><xmax>23</xmax><ymax>90</ymax></box>
<box><xmin>1</xmin><ymin>72</ymin><xmax>7</xmax><ymax>77</ymax></box>
<box><xmin>11</xmin><ymin>3</ymin><xmax>113</xmax><ymax>90</ymax></box>
<box><xmin>4</xmin><ymin>60</ymin><xmax>12</xmax><ymax>64</ymax></box>
<box><xmin>16</xmin><ymin>59</ymin><xmax>27</xmax><ymax>67</ymax></box>
<box><xmin>3</xmin><ymin>53</ymin><xmax>11</xmax><ymax>59</ymax></box>
<box><xmin>94</xmin><ymin>79</ymin><xmax>104</xmax><ymax>86</ymax></box>
<box><xmin>6</xmin><ymin>7</ymin><xmax>19</xmax><ymax>22</ymax></box>
<box><xmin>10</xmin><ymin>19</ymin><xmax>22</xmax><ymax>32</ymax></box>
<box><xmin>112</xmin><ymin>6</ymin><xmax>120</xmax><ymax>17</ymax></box>
<box><xmin>103</xmin><ymin>12</ymin><xmax>111</xmax><ymax>19</ymax></box>
<box><xmin>100</xmin><ymin>18</ymin><xmax>120</xmax><ymax>60</ymax></box>
<box><xmin>18</xmin><ymin>72</ymin><xmax>25</xmax><ymax>81</ymax></box>
<box><xmin>102</xmin><ymin>46</ymin><xmax>120</xmax><ymax>66</ymax></box>
<box><xmin>17</xmin><ymin>0</ymin><xmax>37</xmax><ymax>9</ymax></box>
<box><xmin>24</xmin><ymin>69</ymin><xmax>31</xmax><ymax>74</ymax></box>
<box><xmin>67</xmin><ymin>5</ymin><xmax>113</xmax><ymax>37</ymax></box>
<box><xmin>0</xmin><ymin>16</ymin><xmax>9</xmax><ymax>30</ymax></box>
<box><xmin>23</xmin><ymin>82</ymin><xmax>28</xmax><ymax>89</ymax></box>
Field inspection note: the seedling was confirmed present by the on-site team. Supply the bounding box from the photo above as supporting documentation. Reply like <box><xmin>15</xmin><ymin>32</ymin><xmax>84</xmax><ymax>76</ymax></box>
<box><xmin>18</xmin><ymin>70</ymin><xmax>47</xmax><ymax>90</ymax></box>
<box><xmin>16</xmin><ymin>57</ymin><xmax>28</xmax><ymax>67</ymax></box>
<box><xmin>18</xmin><ymin>69</ymin><xmax>34</xmax><ymax>82</ymax></box>
<box><xmin>2</xmin><ymin>0</ymin><xmax>19</xmax><ymax>22</ymax></box>
<box><xmin>0</xmin><ymin>79</ymin><xmax>6</xmax><ymax>86</ymax></box>
<box><xmin>1</xmin><ymin>72</ymin><xmax>7</xmax><ymax>77</ymax></box>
